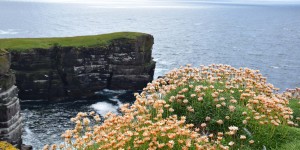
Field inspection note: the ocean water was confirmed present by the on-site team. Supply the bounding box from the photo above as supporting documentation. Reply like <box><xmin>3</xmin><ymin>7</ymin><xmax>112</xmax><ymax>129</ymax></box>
<box><xmin>1</xmin><ymin>0</ymin><xmax>300</xmax><ymax>149</ymax></box>
<box><xmin>20</xmin><ymin>89</ymin><xmax>135</xmax><ymax>149</ymax></box>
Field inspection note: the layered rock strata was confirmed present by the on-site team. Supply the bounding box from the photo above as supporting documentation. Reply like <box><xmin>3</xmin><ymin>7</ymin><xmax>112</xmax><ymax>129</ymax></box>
<box><xmin>10</xmin><ymin>34</ymin><xmax>155</xmax><ymax>100</ymax></box>
<box><xmin>0</xmin><ymin>50</ymin><xmax>22</xmax><ymax>147</ymax></box>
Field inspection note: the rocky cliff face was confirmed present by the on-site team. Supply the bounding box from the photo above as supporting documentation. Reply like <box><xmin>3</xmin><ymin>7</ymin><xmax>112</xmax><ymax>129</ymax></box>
<box><xmin>10</xmin><ymin>34</ymin><xmax>155</xmax><ymax>100</ymax></box>
<box><xmin>0</xmin><ymin>50</ymin><xmax>22</xmax><ymax>147</ymax></box>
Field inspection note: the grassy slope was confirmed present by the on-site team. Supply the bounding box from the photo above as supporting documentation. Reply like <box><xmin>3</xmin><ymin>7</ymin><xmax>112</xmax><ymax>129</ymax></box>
<box><xmin>0</xmin><ymin>32</ymin><xmax>147</xmax><ymax>52</ymax></box>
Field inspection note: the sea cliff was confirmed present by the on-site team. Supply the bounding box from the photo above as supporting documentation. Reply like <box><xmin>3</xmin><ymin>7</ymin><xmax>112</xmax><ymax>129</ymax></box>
<box><xmin>0</xmin><ymin>32</ymin><xmax>155</xmax><ymax>101</ymax></box>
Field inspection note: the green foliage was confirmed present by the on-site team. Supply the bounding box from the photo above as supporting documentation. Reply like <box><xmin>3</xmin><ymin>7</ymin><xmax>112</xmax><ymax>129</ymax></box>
<box><xmin>271</xmin><ymin>126</ymin><xmax>300</xmax><ymax>150</ymax></box>
<box><xmin>289</xmin><ymin>98</ymin><xmax>300</xmax><ymax>127</ymax></box>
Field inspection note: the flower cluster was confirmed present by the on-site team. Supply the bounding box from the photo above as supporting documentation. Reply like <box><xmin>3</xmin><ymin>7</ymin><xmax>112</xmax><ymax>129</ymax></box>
<box><xmin>137</xmin><ymin>64</ymin><xmax>295</xmax><ymax>148</ymax></box>
<box><xmin>141</xmin><ymin>64</ymin><xmax>294</xmax><ymax>126</ymax></box>
<box><xmin>46</xmin><ymin>108</ymin><xmax>220</xmax><ymax>150</ymax></box>
<box><xmin>45</xmin><ymin>64</ymin><xmax>297</xmax><ymax>150</ymax></box>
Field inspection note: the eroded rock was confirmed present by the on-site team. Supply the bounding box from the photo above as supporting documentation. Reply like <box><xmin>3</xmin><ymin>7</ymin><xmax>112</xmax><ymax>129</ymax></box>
<box><xmin>0</xmin><ymin>51</ymin><xmax>22</xmax><ymax>148</ymax></box>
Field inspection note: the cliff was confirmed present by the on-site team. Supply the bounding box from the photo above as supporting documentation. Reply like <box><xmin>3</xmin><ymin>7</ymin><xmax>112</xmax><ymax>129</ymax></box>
<box><xmin>0</xmin><ymin>50</ymin><xmax>22</xmax><ymax>147</ymax></box>
<box><xmin>0</xmin><ymin>32</ymin><xmax>155</xmax><ymax>101</ymax></box>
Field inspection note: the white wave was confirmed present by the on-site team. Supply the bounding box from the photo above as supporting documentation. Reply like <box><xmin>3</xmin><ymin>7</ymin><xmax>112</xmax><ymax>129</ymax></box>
<box><xmin>22</xmin><ymin>126</ymin><xmax>42</xmax><ymax>150</ymax></box>
<box><xmin>24</xmin><ymin>126</ymin><xmax>33</xmax><ymax>134</ymax></box>
<box><xmin>110</xmin><ymin>97</ymin><xmax>123</xmax><ymax>106</ymax></box>
<box><xmin>102</xmin><ymin>89</ymin><xmax>126</xmax><ymax>94</ymax></box>
<box><xmin>95</xmin><ymin>89</ymin><xmax>127</xmax><ymax>97</ymax></box>
<box><xmin>91</xmin><ymin>101</ymin><xmax>120</xmax><ymax>116</ymax></box>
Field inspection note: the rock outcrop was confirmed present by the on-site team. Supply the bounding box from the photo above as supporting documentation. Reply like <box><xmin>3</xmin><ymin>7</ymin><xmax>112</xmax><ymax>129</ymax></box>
<box><xmin>9</xmin><ymin>33</ymin><xmax>155</xmax><ymax>100</ymax></box>
<box><xmin>0</xmin><ymin>50</ymin><xmax>22</xmax><ymax>147</ymax></box>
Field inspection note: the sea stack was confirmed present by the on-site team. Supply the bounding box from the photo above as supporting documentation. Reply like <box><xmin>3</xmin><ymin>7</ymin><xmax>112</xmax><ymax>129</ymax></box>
<box><xmin>0</xmin><ymin>49</ymin><xmax>22</xmax><ymax>147</ymax></box>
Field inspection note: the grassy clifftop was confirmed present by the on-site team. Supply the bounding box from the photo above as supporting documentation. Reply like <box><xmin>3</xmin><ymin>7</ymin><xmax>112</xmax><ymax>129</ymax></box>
<box><xmin>0</xmin><ymin>32</ymin><xmax>148</xmax><ymax>52</ymax></box>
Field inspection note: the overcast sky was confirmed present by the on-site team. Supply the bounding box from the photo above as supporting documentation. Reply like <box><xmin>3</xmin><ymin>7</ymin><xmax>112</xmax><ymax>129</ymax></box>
<box><xmin>5</xmin><ymin>0</ymin><xmax>300</xmax><ymax>4</ymax></box>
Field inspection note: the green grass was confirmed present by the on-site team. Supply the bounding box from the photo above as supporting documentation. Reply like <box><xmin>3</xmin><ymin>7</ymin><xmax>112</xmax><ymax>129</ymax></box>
<box><xmin>289</xmin><ymin>99</ymin><xmax>300</xmax><ymax>121</ymax></box>
<box><xmin>272</xmin><ymin>126</ymin><xmax>300</xmax><ymax>150</ymax></box>
<box><xmin>0</xmin><ymin>32</ymin><xmax>148</xmax><ymax>52</ymax></box>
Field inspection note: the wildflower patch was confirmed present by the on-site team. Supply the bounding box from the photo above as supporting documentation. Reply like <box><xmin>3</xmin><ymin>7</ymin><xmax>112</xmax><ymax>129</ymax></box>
<box><xmin>46</xmin><ymin>64</ymin><xmax>300</xmax><ymax>150</ymax></box>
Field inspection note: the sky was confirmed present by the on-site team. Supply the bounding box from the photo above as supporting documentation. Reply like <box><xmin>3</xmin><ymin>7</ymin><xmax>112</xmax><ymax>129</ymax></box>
<box><xmin>4</xmin><ymin>0</ymin><xmax>300</xmax><ymax>5</ymax></box>
<box><xmin>6</xmin><ymin>0</ymin><xmax>300</xmax><ymax>2</ymax></box>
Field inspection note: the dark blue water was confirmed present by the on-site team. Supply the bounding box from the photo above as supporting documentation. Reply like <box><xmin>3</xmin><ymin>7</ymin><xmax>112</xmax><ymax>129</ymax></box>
<box><xmin>1</xmin><ymin>0</ymin><xmax>300</xmax><ymax>149</ymax></box>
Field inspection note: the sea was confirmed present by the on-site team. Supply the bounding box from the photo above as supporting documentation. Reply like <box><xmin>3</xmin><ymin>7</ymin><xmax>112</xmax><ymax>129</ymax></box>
<box><xmin>0</xmin><ymin>0</ymin><xmax>300</xmax><ymax>149</ymax></box>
